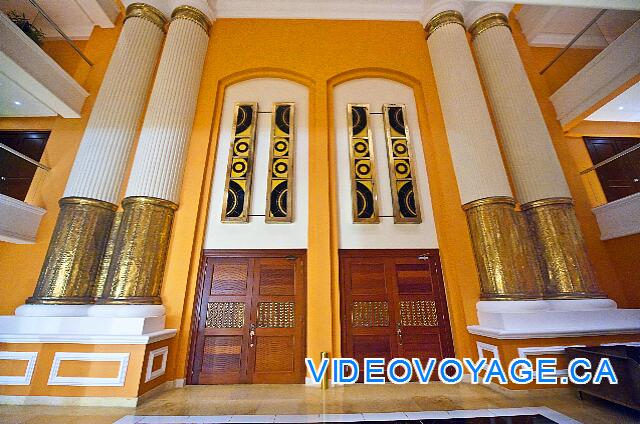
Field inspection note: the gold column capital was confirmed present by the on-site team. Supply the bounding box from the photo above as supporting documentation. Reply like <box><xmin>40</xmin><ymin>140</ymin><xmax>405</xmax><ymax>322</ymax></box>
<box><xmin>125</xmin><ymin>2</ymin><xmax>168</xmax><ymax>32</ymax></box>
<box><xmin>425</xmin><ymin>10</ymin><xmax>464</xmax><ymax>40</ymax></box>
<box><xmin>171</xmin><ymin>5</ymin><xmax>211</xmax><ymax>35</ymax></box>
<box><xmin>468</xmin><ymin>12</ymin><xmax>510</xmax><ymax>40</ymax></box>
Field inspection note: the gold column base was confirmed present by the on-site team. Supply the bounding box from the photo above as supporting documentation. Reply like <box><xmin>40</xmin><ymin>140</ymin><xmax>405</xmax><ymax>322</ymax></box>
<box><xmin>27</xmin><ymin>197</ymin><xmax>117</xmax><ymax>305</ymax></box>
<box><xmin>463</xmin><ymin>197</ymin><xmax>543</xmax><ymax>300</ymax></box>
<box><xmin>93</xmin><ymin>210</ymin><xmax>123</xmax><ymax>300</ymax></box>
<box><xmin>102</xmin><ymin>196</ymin><xmax>178</xmax><ymax>305</ymax></box>
<box><xmin>522</xmin><ymin>197</ymin><xmax>604</xmax><ymax>299</ymax></box>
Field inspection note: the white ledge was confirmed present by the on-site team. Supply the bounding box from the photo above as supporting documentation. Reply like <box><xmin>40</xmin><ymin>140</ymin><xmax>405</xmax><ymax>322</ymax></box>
<box><xmin>0</xmin><ymin>193</ymin><xmax>46</xmax><ymax>244</ymax></box>
<box><xmin>0</xmin><ymin>329</ymin><xmax>176</xmax><ymax>345</ymax></box>
<box><xmin>592</xmin><ymin>192</ymin><xmax>640</xmax><ymax>240</ymax></box>
<box><xmin>0</xmin><ymin>12</ymin><xmax>89</xmax><ymax>118</ymax></box>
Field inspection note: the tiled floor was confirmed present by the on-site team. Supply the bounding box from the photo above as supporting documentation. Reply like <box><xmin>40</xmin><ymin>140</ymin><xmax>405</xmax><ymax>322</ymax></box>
<box><xmin>1</xmin><ymin>383</ymin><xmax>639</xmax><ymax>424</ymax></box>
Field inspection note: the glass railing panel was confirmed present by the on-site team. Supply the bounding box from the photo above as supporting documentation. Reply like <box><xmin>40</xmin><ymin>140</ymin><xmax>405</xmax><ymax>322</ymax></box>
<box><xmin>0</xmin><ymin>140</ymin><xmax>49</xmax><ymax>208</ymax></box>
<box><xmin>541</xmin><ymin>9</ymin><xmax>640</xmax><ymax>94</ymax></box>
<box><xmin>1</xmin><ymin>0</ymin><xmax>93</xmax><ymax>79</ymax></box>
<box><xmin>580</xmin><ymin>143</ymin><xmax>640</xmax><ymax>207</ymax></box>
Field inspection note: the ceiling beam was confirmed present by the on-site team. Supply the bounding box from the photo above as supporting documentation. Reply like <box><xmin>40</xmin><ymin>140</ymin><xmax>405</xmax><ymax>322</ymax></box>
<box><xmin>464</xmin><ymin>0</ymin><xmax>640</xmax><ymax>11</ymax></box>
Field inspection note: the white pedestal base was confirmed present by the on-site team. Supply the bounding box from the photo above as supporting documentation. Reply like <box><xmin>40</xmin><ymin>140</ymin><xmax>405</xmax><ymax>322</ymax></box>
<box><xmin>2</xmin><ymin>304</ymin><xmax>175</xmax><ymax>344</ymax></box>
<box><xmin>468</xmin><ymin>299</ymin><xmax>640</xmax><ymax>339</ymax></box>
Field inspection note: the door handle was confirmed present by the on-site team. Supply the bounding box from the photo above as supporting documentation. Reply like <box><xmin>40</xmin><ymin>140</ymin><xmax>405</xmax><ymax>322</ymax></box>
<box><xmin>396</xmin><ymin>323</ymin><xmax>403</xmax><ymax>345</ymax></box>
<box><xmin>249</xmin><ymin>323</ymin><xmax>256</xmax><ymax>348</ymax></box>
<box><xmin>284</xmin><ymin>255</ymin><xmax>296</xmax><ymax>261</ymax></box>
<box><xmin>418</xmin><ymin>254</ymin><xmax>428</xmax><ymax>261</ymax></box>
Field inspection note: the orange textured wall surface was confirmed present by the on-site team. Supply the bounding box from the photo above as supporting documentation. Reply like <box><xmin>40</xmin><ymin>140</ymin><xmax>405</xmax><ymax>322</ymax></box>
<box><xmin>512</xmin><ymin>16</ymin><xmax>638</xmax><ymax>308</ymax></box>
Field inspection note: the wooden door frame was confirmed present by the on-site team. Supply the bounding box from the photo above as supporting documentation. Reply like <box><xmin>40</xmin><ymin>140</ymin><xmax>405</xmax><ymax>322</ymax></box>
<box><xmin>187</xmin><ymin>249</ymin><xmax>307</xmax><ymax>385</ymax></box>
<box><xmin>338</xmin><ymin>248</ymin><xmax>455</xmax><ymax>360</ymax></box>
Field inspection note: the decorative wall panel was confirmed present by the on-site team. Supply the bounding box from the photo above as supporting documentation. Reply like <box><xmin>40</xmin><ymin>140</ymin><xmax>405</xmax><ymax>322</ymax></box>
<box><xmin>222</xmin><ymin>103</ymin><xmax>258</xmax><ymax>222</ymax></box>
<box><xmin>257</xmin><ymin>301</ymin><xmax>295</xmax><ymax>328</ymax></box>
<box><xmin>399</xmin><ymin>300</ymin><xmax>437</xmax><ymax>327</ymax></box>
<box><xmin>351</xmin><ymin>301</ymin><xmax>389</xmax><ymax>327</ymax></box>
<box><xmin>383</xmin><ymin>104</ymin><xmax>422</xmax><ymax>223</ymax></box>
<box><xmin>266</xmin><ymin>103</ymin><xmax>295</xmax><ymax>222</ymax></box>
<box><xmin>347</xmin><ymin>104</ymin><xmax>379</xmax><ymax>223</ymax></box>
<box><xmin>205</xmin><ymin>302</ymin><xmax>245</xmax><ymax>328</ymax></box>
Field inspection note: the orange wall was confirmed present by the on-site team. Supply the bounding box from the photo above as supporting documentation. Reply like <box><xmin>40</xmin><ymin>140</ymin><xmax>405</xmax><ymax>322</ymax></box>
<box><xmin>511</xmin><ymin>17</ymin><xmax>635</xmax><ymax>307</ymax></box>
<box><xmin>166</xmin><ymin>18</ymin><xmax>481</xmax><ymax>381</ymax></box>
<box><xmin>0</xmin><ymin>22</ymin><xmax>121</xmax><ymax>314</ymax></box>
<box><xmin>528</xmin><ymin>45</ymin><xmax>601</xmax><ymax>94</ymax></box>
<box><xmin>41</xmin><ymin>40</ymin><xmax>89</xmax><ymax>77</ymax></box>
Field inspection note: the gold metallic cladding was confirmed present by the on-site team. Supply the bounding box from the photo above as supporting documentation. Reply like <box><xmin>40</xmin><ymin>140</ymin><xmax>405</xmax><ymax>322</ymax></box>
<box><xmin>27</xmin><ymin>197</ymin><xmax>117</xmax><ymax>305</ymax></box>
<box><xmin>171</xmin><ymin>5</ymin><xmax>211</xmax><ymax>35</ymax></box>
<box><xmin>382</xmin><ymin>104</ymin><xmax>422</xmax><ymax>224</ymax></box>
<box><xmin>522</xmin><ymin>197</ymin><xmax>604</xmax><ymax>299</ymax></box>
<box><xmin>125</xmin><ymin>3</ymin><xmax>167</xmax><ymax>31</ymax></box>
<box><xmin>103</xmin><ymin>196</ymin><xmax>178</xmax><ymax>304</ymax></box>
<box><xmin>425</xmin><ymin>10</ymin><xmax>464</xmax><ymax>39</ymax></box>
<box><xmin>265</xmin><ymin>102</ymin><xmax>295</xmax><ymax>223</ymax></box>
<box><xmin>468</xmin><ymin>13</ymin><xmax>511</xmax><ymax>40</ymax></box>
<box><xmin>93</xmin><ymin>210</ymin><xmax>122</xmax><ymax>300</ymax></box>
<box><xmin>463</xmin><ymin>196</ymin><xmax>543</xmax><ymax>300</ymax></box>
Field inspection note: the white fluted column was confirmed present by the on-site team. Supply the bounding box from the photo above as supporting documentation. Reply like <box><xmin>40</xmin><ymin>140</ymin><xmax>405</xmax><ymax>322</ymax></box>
<box><xmin>27</xmin><ymin>4</ymin><xmax>166</xmax><ymax>306</ymax></box>
<box><xmin>65</xmin><ymin>4</ymin><xmax>166</xmax><ymax>203</ymax></box>
<box><xmin>102</xmin><ymin>5</ymin><xmax>211</xmax><ymax>305</ymax></box>
<box><xmin>424</xmin><ymin>4</ymin><xmax>541</xmax><ymax>300</ymax></box>
<box><xmin>468</xmin><ymin>8</ymin><xmax>602</xmax><ymax>299</ymax></box>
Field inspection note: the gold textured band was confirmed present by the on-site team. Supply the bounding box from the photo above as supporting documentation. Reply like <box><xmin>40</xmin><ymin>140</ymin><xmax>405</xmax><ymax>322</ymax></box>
<box><xmin>171</xmin><ymin>5</ymin><xmax>211</xmax><ymax>35</ymax></box>
<box><xmin>125</xmin><ymin>3</ymin><xmax>167</xmax><ymax>31</ymax></box>
<box><xmin>522</xmin><ymin>197</ymin><xmax>605</xmax><ymax>299</ymax></box>
<box><xmin>425</xmin><ymin>10</ymin><xmax>464</xmax><ymax>39</ymax></box>
<box><xmin>468</xmin><ymin>13</ymin><xmax>510</xmax><ymax>39</ymax></box>
<box><xmin>27</xmin><ymin>197</ymin><xmax>117</xmax><ymax>305</ymax></box>
<box><xmin>93</xmin><ymin>210</ymin><xmax>122</xmax><ymax>300</ymax></box>
<box><xmin>462</xmin><ymin>196</ymin><xmax>543</xmax><ymax>300</ymax></box>
<box><xmin>103</xmin><ymin>196</ymin><xmax>178</xmax><ymax>305</ymax></box>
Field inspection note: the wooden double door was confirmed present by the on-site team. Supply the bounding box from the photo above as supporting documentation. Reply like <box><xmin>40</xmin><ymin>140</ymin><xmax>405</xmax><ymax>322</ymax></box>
<box><xmin>189</xmin><ymin>250</ymin><xmax>306</xmax><ymax>384</ymax></box>
<box><xmin>340</xmin><ymin>250</ymin><xmax>454</xmax><ymax>380</ymax></box>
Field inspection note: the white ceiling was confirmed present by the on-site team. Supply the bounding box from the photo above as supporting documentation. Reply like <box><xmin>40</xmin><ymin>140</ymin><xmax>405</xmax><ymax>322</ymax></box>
<box><xmin>0</xmin><ymin>0</ymin><xmax>118</xmax><ymax>39</ymax></box>
<box><xmin>0</xmin><ymin>71</ymin><xmax>55</xmax><ymax>116</ymax></box>
<box><xmin>586</xmin><ymin>81</ymin><xmax>640</xmax><ymax>122</ymax></box>
<box><xmin>516</xmin><ymin>6</ymin><xmax>640</xmax><ymax>48</ymax></box>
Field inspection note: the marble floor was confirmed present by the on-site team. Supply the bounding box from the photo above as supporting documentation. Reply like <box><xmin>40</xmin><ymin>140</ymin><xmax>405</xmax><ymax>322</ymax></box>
<box><xmin>1</xmin><ymin>383</ymin><xmax>639</xmax><ymax>424</ymax></box>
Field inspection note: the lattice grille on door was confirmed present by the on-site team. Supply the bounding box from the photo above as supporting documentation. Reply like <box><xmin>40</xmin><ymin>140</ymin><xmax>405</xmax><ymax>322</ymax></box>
<box><xmin>257</xmin><ymin>301</ymin><xmax>295</xmax><ymax>328</ymax></box>
<box><xmin>399</xmin><ymin>300</ymin><xmax>437</xmax><ymax>327</ymax></box>
<box><xmin>351</xmin><ymin>301</ymin><xmax>389</xmax><ymax>327</ymax></box>
<box><xmin>205</xmin><ymin>302</ymin><xmax>245</xmax><ymax>328</ymax></box>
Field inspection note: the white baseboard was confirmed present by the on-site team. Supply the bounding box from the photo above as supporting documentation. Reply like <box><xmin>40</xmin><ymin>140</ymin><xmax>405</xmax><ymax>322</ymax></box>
<box><xmin>0</xmin><ymin>395</ymin><xmax>138</xmax><ymax>407</ymax></box>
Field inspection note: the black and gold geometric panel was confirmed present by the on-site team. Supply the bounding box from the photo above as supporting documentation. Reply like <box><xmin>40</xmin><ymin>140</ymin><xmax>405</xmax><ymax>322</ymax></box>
<box><xmin>266</xmin><ymin>103</ymin><xmax>294</xmax><ymax>223</ymax></box>
<box><xmin>382</xmin><ymin>104</ymin><xmax>421</xmax><ymax>224</ymax></box>
<box><xmin>347</xmin><ymin>104</ymin><xmax>379</xmax><ymax>223</ymax></box>
<box><xmin>222</xmin><ymin>103</ymin><xmax>258</xmax><ymax>222</ymax></box>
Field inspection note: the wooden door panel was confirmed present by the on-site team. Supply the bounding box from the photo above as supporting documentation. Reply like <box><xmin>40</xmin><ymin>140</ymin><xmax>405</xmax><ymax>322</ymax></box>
<box><xmin>340</xmin><ymin>249</ymin><xmax>454</xmax><ymax>382</ymax></box>
<box><xmin>189</xmin><ymin>250</ymin><xmax>306</xmax><ymax>385</ymax></box>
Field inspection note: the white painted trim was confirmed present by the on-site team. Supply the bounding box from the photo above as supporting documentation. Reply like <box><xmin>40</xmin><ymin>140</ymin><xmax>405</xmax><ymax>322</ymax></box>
<box><xmin>592</xmin><ymin>192</ymin><xmax>640</xmax><ymax>240</ymax></box>
<box><xmin>467</xmin><ymin>325</ymin><xmax>640</xmax><ymax>339</ymax></box>
<box><xmin>75</xmin><ymin>0</ymin><xmax>120</xmax><ymax>28</ymax></box>
<box><xmin>517</xmin><ymin>345</ymin><xmax>584</xmax><ymax>378</ymax></box>
<box><xmin>0</xmin><ymin>193</ymin><xmax>46</xmax><ymax>244</ymax></box>
<box><xmin>0</xmin><ymin>329</ymin><xmax>177</xmax><ymax>345</ymax></box>
<box><xmin>601</xmin><ymin>341</ymin><xmax>640</xmax><ymax>347</ymax></box>
<box><xmin>0</xmin><ymin>394</ymin><xmax>138</xmax><ymax>407</ymax></box>
<box><xmin>0</xmin><ymin>351</ymin><xmax>37</xmax><ymax>385</ymax></box>
<box><xmin>550</xmin><ymin>20</ymin><xmax>640</xmax><ymax>127</ymax></box>
<box><xmin>476</xmin><ymin>342</ymin><xmax>500</xmax><ymax>370</ymax></box>
<box><xmin>48</xmin><ymin>352</ymin><xmax>129</xmax><ymax>386</ymax></box>
<box><xmin>145</xmin><ymin>346</ymin><xmax>168</xmax><ymax>382</ymax></box>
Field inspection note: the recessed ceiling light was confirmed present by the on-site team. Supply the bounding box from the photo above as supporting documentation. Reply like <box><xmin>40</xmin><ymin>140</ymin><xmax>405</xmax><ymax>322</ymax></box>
<box><xmin>618</xmin><ymin>106</ymin><xmax>624</xmax><ymax>110</ymax></box>
<box><xmin>13</xmin><ymin>101</ymin><xmax>21</xmax><ymax>105</ymax></box>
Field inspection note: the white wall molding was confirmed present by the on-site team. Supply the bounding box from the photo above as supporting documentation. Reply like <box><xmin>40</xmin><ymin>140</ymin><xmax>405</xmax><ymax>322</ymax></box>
<box><xmin>592</xmin><ymin>192</ymin><xmax>640</xmax><ymax>240</ymax></box>
<box><xmin>48</xmin><ymin>352</ymin><xmax>129</xmax><ymax>386</ymax></box>
<box><xmin>0</xmin><ymin>329</ymin><xmax>176</xmax><ymax>345</ymax></box>
<box><xmin>0</xmin><ymin>193</ymin><xmax>46</xmax><ymax>244</ymax></box>
<box><xmin>517</xmin><ymin>345</ymin><xmax>584</xmax><ymax>378</ymax></box>
<box><xmin>145</xmin><ymin>346</ymin><xmax>168</xmax><ymax>382</ymax></box>
<box><xmin>476</xmin><ymin>341</ymin><xmax>500</xmax><ymax>369</ymax></box>
<box><xmin>550</xmin><ymin>20</ymin><xmax>640</xmax><ymax>127</ymax></box>
<box><xmin>0</xmin><ymin>351</ymin><xmax>38</xmax><ymax>385</ymax></box>
<box><xmin>75</xmin><ymin>0</ymin><xmax>120</xmax><ymax>28</ymax></box>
